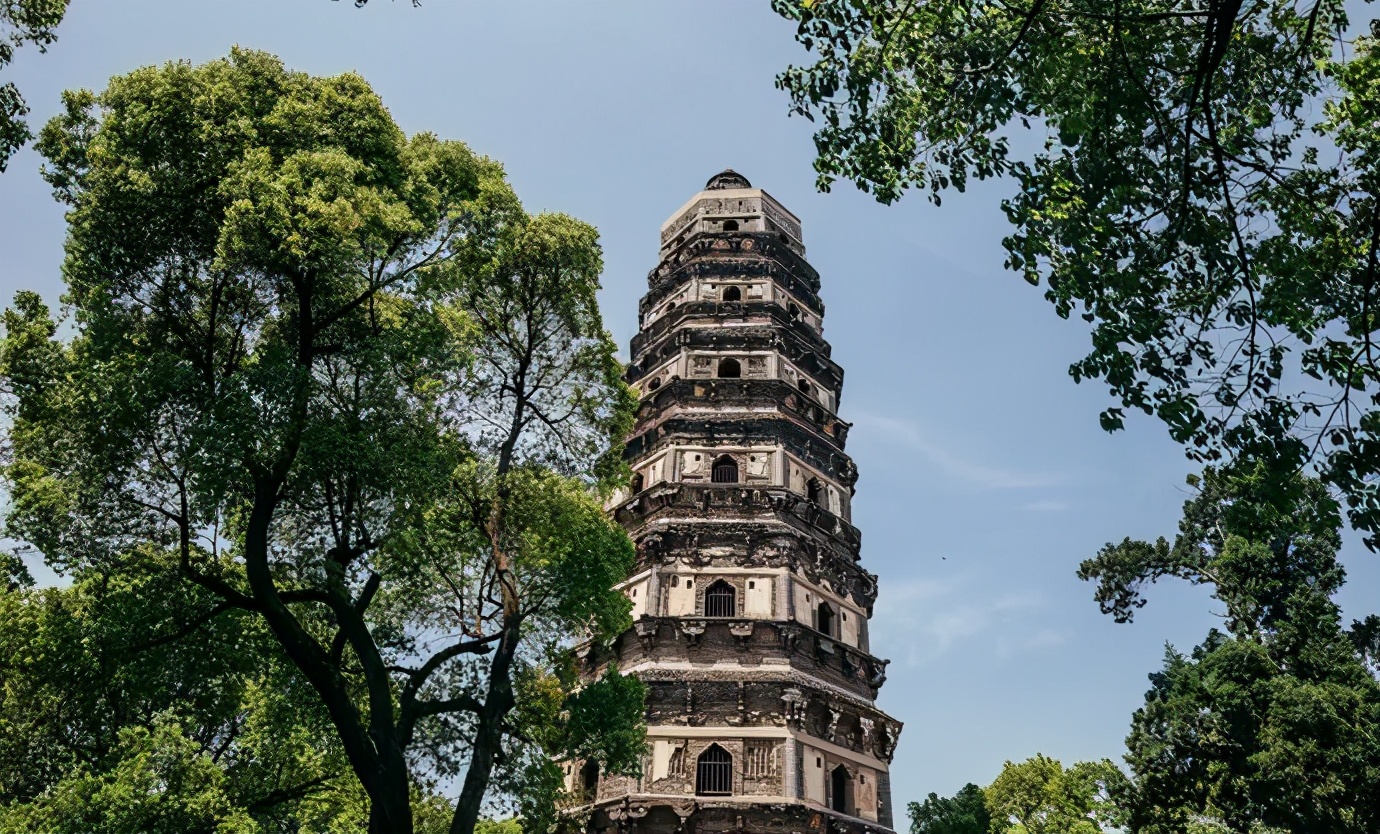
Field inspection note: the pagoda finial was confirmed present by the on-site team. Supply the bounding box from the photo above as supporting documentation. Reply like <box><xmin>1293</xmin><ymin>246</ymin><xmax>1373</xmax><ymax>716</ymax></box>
<box><xmin>705</xmin><ymin>169</ymin><xmax>751</xmax><ymax>190</ymax></box>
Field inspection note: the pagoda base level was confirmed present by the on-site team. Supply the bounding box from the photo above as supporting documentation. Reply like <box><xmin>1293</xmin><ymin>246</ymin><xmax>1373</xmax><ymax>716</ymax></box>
<box><xmin>564</xmin><ymin>795</ymin><xmax>895</xmax><ymax>834</ymax></box>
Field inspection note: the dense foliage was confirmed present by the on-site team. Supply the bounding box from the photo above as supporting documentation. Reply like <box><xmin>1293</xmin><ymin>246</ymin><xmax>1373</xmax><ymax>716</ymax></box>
<box><xmin>3</xmin><ymin>49</ymin><xmax>642</xmax><ymax>834</ymax></box>
<box><xmin>908</xmin><ymin>757</ymin><xmax>1121</xmax><ymax>834</ymax></box>
<box><xmin>0</xmin><ymin>0</ymin><xmax>65</xmax><ymax>171</ymax></box>
<box><xmin>908</xmin><ymin>782</ymin><xmax>989</xmax><ymax>834</ymax></box>
<box><xmin>0</xmin><ymin>550</ymin><xmax>382</xmax><ymax>834</ymax></box>
<box><xmin>773</xmin><ymin>0</ymin><xmax>1380</xmax><ymax>544</ymax></box>
<box><xmin>1083</xmin><ymin>464</ymin><xmax>1380</xmax><ymax>833</ymax></box>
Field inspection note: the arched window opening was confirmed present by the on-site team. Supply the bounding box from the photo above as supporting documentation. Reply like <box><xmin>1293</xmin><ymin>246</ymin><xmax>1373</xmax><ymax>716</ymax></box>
<box><xmin>817</xmin><ymin>602</ymin><xmax>835</xmax><ymax>637</ymax></box>
<box><xmin>705</xmin><ymin>580</ymin><xmax>736</xmax><ymax>617</ymax></box>
<box><xmin>696</xmin><ymin>745</ymin><xmax>733</xmax><ymax>796</ymax></box>
<box><xmin>829</xmin><ymin>765</ymin><xmax>849</xmax><ymax>813</ymax></box>
<box><xmin>788</xmin><ymin>303</ymin><xmax>801</xmax><ymax>321</ymax></box>
<box><xmin>630</xmin><ymin>473</ymin><xmax>644</xmax><ymax>493</ymax></box>
<box><xmin>798</xmin><ymin>378</ymin><xmax>813</xmax><ymax>396</ymax></box>
<box><xmin>722</xmin><ymin>285</ymin><xmax>742</xmax><ymax>302</ymax></box>
<box><xmin>647</xmin><ymin>376</ymin><xmax>661</xmax><ymax>391</ymax></box>
<box><xmin>722</xmin><ymin>220</ymin><xmax>740</xmax><ymax>232</ymax></box>
<box><xmin>718</xmin><ymin>358</ymin><xmax>741</xmax><ymax>379</ymax></box>
<box><xmin>711</xmin><ymin>455</ymin><xmax>739</xmax><ymax>484</ymax></box>
<box><xmin>580</xmin><ymin>759</ymin><xmax>600</xmax><ymax>802</ymax></box>
<box><xmin>806</xmin><ymin>478</ymin><xmax>823</xmax><ymax>504</ymax></box>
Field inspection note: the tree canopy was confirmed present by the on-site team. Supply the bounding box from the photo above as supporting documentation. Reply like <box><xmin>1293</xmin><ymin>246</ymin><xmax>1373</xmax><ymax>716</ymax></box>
<box><xmin>773</xmin><ymin>0</ymin><xmax>1380</xmax><ymax>544</ymax></box>
<box><xmin>4</xmin><ymin>48</ymin><xmax>642</xmax><ymax>834</ymax></box>
<box><xmin>0</xmin><ymin>549</ymin><xmax>382</xmax><ymax>834</ymax></box>
<box><xmin>908</xmin><ymin>782</ymin><xmax>990</xmax><ymax>834</ymax></box>
<box><xmin>1083</xmin><ymin>464</ymin><xmax>1380</xmax><ymax>833</ymax></box>
<box><xmin>0</xmin><ymin>0</ymin><xmax>65</xmax><ymax>172</ymax></box>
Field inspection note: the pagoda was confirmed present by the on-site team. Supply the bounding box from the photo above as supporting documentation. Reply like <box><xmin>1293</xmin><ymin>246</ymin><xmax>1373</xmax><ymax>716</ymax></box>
<box><xmin>566</xmin><ymin>171</ymin><xmax>902</xmax><ymax>834</ymax></box>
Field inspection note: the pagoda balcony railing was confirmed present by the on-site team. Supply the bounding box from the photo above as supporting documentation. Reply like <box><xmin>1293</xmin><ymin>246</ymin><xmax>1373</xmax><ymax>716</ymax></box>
<box><xmin>631</xmin><ymin>378</ymin><xmax>850</xmax><ymax>449</ymax></box>
<box><xmin>630</xmin><ymin>299</ymin><xmax>830</xmax><ymax>362</ymax></box>
<box><xmin>562</xmin><ymin>792</ymin><xmax>897</xmax><ymax>834</ymax></box>
<box><xmin>600</xmin><ymin>615</ymin><xmax>890</xmax><ymax>700</ymax></box>
<box><xmin>613</xmin><ymin>483</ymin><xmax>862</xmax><ymax>553</ymax></box>
<box><xmin>647</xmin><ymin>232</ymin><xmax>823</xmax><ymax>296</ymax></box>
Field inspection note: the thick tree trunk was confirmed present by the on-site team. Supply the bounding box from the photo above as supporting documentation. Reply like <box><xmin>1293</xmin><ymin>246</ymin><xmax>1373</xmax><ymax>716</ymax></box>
<box><xmin>241</xmin><ymin>483</ymin><xmax>414</xmax><ymax>834</ymax></box>
<box><xmin>449</xmin><ymin>615</ymin><xmax>521</xmax><ymax>834</ymax></box>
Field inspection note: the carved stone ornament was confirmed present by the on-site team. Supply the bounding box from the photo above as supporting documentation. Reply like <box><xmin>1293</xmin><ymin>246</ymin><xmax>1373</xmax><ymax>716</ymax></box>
<box><xmin>634</xmin><ymin>618</ymin><xmax>658</xmax><ymax>650</ymax></box>
<box><xmin>679</xmin><ymin>619</ymin><xmax>707</xmax><ymax>648</ymax></box>
<box><xmin>729</xmin><ymin>620</ymin><xmax>755</xmax><ymax>647</ymax></box>
<box><xmin>778</xmin><ymin>623</ymin><xmax>802</xmax><ymax>653</ymax></box>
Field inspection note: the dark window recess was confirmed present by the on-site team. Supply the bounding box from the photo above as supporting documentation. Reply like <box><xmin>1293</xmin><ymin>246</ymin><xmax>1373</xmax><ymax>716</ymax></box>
<box><xmin>711</xmin><ymin>455</ymin><xmax>739</xmax><ymax>484</ymax></box>
<box><xmin>648</xmin><ymin>377</ymin><xmax>661</xmax><ymax>391</ymax></box>
<box><xmin>798</xmin><ymin>378</ymin><xmax>813</xmax><ymax>396</ymax></box>
<box><xmin>722</xmin><ymin>219</ymin><xmax>739</xmax><ymax>231</ymax></box>
<box><xmin>830</xmin><ymin>765</ymin><xmax>849</xmax><ymax>813</ymax></box>
<box><xmin>631</xmin><ymin>473</ymin><xmax>644</xmax><ymax>493</ymax></box>
<box><xmin>581</xmin><ymin>760</ymin><xmax>600</xmax><ymax>803</ymax></box>
<box><xmin>817</xmin><ymin>602</ymin><xmax>835</xmax><ymax>637</ymax></box>
<box><xmin>788</xmin><ymin>303</ymin><xmax>801</xmax><ymax>320</ymax></box>
<box><xmin>722</xmin><ymin>285</ymin><xmax>742</xmax><ymax>302</ymax></box>
<box><xmin>705</xmin><ymin>580</ymin><xmax>736</xmax><ymax>617</ymax></box>
<box><xmin>696</xmin><ymin>745</ymin><xmax>733</xmax><ymax>796</ymax></box>
<box><xmin>718</xmin><ymin>358</ymin><xmax>741</xmax><ymax>378</ymax></box>
<box><xmin>807</xmin><ymin>477</ymin><xmax>823</xmax><ymax>504</ymax></box>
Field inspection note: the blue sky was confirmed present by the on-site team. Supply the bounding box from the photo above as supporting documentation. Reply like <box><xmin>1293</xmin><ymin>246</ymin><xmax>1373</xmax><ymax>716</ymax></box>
<box><xmin>2</xmin><ymin>0</ymin><xmax>1376</xmax><ymax>810</ymax></box>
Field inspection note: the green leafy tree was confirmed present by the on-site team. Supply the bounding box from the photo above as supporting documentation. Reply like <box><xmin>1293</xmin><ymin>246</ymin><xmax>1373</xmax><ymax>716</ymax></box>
<box><xmin>0</xmin><ymin>550</ymin><xmax>373</xmax><ymax>833</ymax></box>
<box><xmin>6</xmin><ymin>49</ymin><xmax>642</xmax><ymax>834</ymax></box>
<box><xmin>1081</xmin><ymin>465</ymin><xmax>1380</xmax><ymax>833</ymax></box>
<box><xmin>772</xmin><ymin>0</ymin><xmax>1380</xmax><ymax>543</ymax></box>
<box><xmin>0</xmin><ymin>0</ymin><xmax>65</xmax><ymax>171</ymax></box>
<box><xmin>984</xmin><ymin>755</ymin><xmax>1122</xmax><ymax>834</ymax></box>
<box><xmin>909</xmin><ymin>782</ymin><xmax>991</xmax><ymax>834</ymax></box>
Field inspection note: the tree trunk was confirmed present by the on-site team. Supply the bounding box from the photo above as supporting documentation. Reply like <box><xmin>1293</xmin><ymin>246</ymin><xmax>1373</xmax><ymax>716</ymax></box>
<box><xmin>449</xmin><ymin>614</ymin><xmax>521</xmax><ymax>834</ymax></box>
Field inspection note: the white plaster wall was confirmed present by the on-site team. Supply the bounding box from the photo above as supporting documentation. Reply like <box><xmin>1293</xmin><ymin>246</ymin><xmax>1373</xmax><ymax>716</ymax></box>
<box><xmin>745</xmin><ymin>577</ymin><xmax>772</xmax><ymax>618</ymax></box>
<box><xmin>651</xmin><ymin>740</ymin><xmax>673</xmax><ymax>781</ymax></box>
<box><xmin>667</xmin><ymin>575</ymin><xmax>697</xmax><ymax>616</ymax></box>
<box><xmin>793</xmin><ymin>581</ymin><xmax>815</xmax><ymax>627</ymax></box>
<box><xmin>840</xmin><ymin>606</ymin><xmax>859</xmax><ymax>647</ymax></box>
<box><xmin>626</xmin><ymin>578</ymin><xmax>649</xmax><ymax>619</ymax></box>
<box><xmin>803</xmin><ymin>746</ymin><xmax>826</xmax><ymax>805</ymax></box>
<box><xmin>856</xmin><ymin>767</ymin><xmax>878</xmax><ymax>820</ymax></box>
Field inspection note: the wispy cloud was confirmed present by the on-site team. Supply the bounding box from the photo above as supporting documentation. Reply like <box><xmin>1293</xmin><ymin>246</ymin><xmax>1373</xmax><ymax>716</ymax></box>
<box><xmin>849</xmin><ymin>412</ymin><xmax>1061</xmax><ymax>489</ymax></box>
<box><xmin>869</xmin><ymin>576</ymin><xmax>1054</xmax><ymax>667</ymax></box>
<box><xmin>1021</xmin><ymin>499</ymin><xmax>1069</xmax><ymax>512</ymax></box>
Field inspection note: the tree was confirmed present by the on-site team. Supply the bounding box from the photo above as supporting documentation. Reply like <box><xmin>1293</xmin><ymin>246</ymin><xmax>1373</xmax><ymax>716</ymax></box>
<box><xmin>6</xmin><ymin>48</ymin><xmax>642</xmax><ymax>834</ymax></box>
<box><xmin>984</xmin><ymin>755</ymin><xmax>1122</xmax><ymax>834</ymax></box>
<box><xmin>773</xmin><ymin>0</ymin><xmax>1380</xmax><ymax>543</ymax></box>
<box><xmin>0</xmin><ymin>0</ymin><xmax>66</xmax><ymax>172</ymax></box>
<box><xmin>1077</xmin><ymin>463</ymin><xmax>1344</xmax><ymax>635</ymax></box>
<box><xmin>909</xmin><ymin>782</ymin><xmax>991</xmax><ymax>834</ymax></box>
<box><xmin>0</xmin><ymin>549</ymin><xmax>374</xmax><ymax>833</ymax></box>
<box><xmin>1081</xmin><ymin>465</ymin><xmax>1380</xmax><ymax>833</ymax></box>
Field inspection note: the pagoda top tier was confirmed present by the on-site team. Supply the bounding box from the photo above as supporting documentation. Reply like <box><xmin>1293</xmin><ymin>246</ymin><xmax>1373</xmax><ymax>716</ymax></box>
<box><xmin>659</xmin><ymin>169</ymin><xmax>805</xmax><ymax>259</ymax></box>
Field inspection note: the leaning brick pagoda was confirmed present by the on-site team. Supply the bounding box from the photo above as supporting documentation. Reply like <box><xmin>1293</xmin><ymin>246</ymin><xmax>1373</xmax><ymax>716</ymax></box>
<box><xmin>566</xmin><ymin>170</ymin><xmax>901</xmax><ymax>834</ymax></box>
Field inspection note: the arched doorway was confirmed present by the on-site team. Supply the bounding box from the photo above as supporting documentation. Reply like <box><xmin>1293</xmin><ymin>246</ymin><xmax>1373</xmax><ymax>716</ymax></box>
<box><xmin>829</xmin><ymin>764</ymin><xmax>850</xmax><ymax>813</ymax></box>
<box><xmin>580</xmin><ymin>759</ymin><xmax>600</xmax><ymax>802</ymax></box>
<box><xmin>717</xmin><ymin>357</ymin><xmax>741</xmax><ymax>378</ymax></box>
<box><xmin>696</xmin><ymin>744</ymin><xmax>733</xmax><ymax>796</ymax></box>
<box><xmin>816</xmin><ymin>601</ymin><xmax>835</xmax><ymax>637</ymax></box>
<box><xmin>711</xmin><ymin>455</ymin><xmax>739</xmax><ymax>484</ymax></box>
<box><xmin>705</xmin><ymin>580</ymin><xmax>736</xmax><ymax>617</ymax></box>
<box><xmin>722</xmin><ymin>285</ymin><xmax>742</xmax><ymax>301</ymax></box>
<box><xmin>806</xmin><ymin>477</ymin><xmax>823</xmax><ymax>504</ymax></box>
